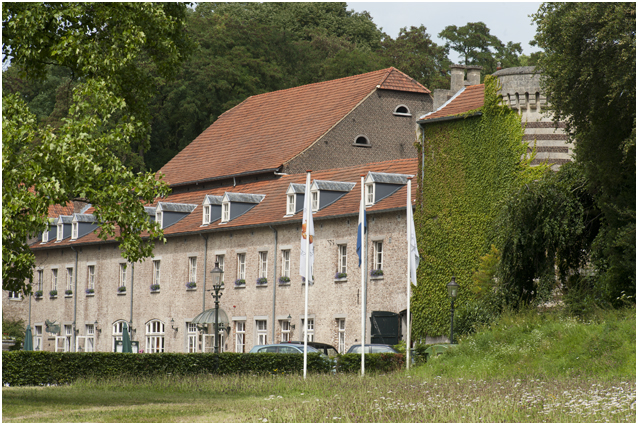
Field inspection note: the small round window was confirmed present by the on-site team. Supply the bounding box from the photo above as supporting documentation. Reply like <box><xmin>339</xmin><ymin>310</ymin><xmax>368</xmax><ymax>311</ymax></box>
<box><xmin>354</xmin><ymin>135</ymin><xmax>370</xmax><ymax>145</ymax></box>
<box><xmin>393</xmin><ymin>105</ymin><xmax>411</xmax><ymax>115</ymax></box>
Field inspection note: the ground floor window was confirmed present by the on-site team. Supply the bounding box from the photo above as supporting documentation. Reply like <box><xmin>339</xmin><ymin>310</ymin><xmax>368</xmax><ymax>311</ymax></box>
<box><xmin>146</xmin><ymin>320</ymin><xmax>165</xmax><ymax>353</ymax></box>
<box><xmin>280</xmin><ymin>320</ymin><xmax>291</xmax><ymax>342</ymax></box>
<box><xmin>338</xmin><ymin>319</ymin><xmax>346</xmax><ymax>354</ymax></box>
<box><xmin>112</xmin><ymin>320</ymin><xmax>125</xmax><ymax>352</ymax></box>
<box><xmin>256</xmin><ymin>320</ymin><xmax>267</xmax><ymax>345</ymax></box>
<box><xmin>34</xmin><ymin>325</ymin><xmax>42</xmax><ymax>351</ymax></box>
<box><xmin>235</xmin><ymin>321</ymin><xmax>245</xmax><ymax>353</ymax></box>
<box><xmin>64</xmin><ymin>324</ymin><xmax>73</xmax><ymax>352</ymax></box>
<box><xmin>187</xmin><ymin>322</ymin><xmax>198</xmax><ymax>353</ymax></box>
<box><xmin>301</xmin><ymin>318</ymin><xmax>314</xmax><ymax>342</ymax></box>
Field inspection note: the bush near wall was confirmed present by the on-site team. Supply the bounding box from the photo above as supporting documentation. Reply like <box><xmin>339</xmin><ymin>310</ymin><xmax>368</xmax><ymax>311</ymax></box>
<box><xmin>413</xmin><ymin>76</ymin><xmax>546</xmax><ymax>338</ymax></box>
<box><xmin>2</xmin><ymin>351</ymin><xmax>333</xmax><ymax>386</ymax></box>
<box><xmin>336</xmin><ymin>353</ymin><xmax>406</xmax><ymax>373</ymax></box>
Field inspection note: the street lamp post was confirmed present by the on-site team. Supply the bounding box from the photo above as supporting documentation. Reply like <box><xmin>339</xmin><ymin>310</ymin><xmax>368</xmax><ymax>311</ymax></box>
<box><xmin>210</xmin><ymin>262</ymin><xmax>224</xmax><ymax>353</ymax></box>
<box><xmin>447</xmin><ymin>276</ymin><xmax>459</xmax><ymax>344</ymax></box>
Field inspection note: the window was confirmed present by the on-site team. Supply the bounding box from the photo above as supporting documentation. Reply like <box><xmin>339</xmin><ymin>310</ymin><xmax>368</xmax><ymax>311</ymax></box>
<box><xmin>281</xmin><ymin>250</ymin><xmax>290</xmax><ymax>278</ymax></box>
<box><xmin>64</xmin><ymin>325</ymin><xmax>72</xmax><ymax>352</ymax></box>
<box><xmin>146</xmin><ymin>320</ymin><xmax>165</xmax><ymax>353</ymax></box>
<box><xmin>112</xmin><ymin>320</ymin><xmax>125</xmax><ymax>351</ymax></box>
<box><xmin>188</xmin><ymin>257</ymin><xmax>197</xmax><ymax>283</ymax></box>
<box><xmin>85</xmin><ymin>324</ymin><xmax>95</xmax><ymax>352</ymax></box>
<box><xmin>156</xmin><ymin>211</ymin><xmax>163</xmax><ymax>229</ymax></box>
<box><xmin>256</xmin><ymin>320</ymin><xmax>267</xmax><ymax>345</ymax></box>
<box><xmin>72</xmin><ymin>222</ymin><xmax>78</xmax><ymax>240</ymax></box>
<box><xmin>280</xmin><ymin>320</ymin><xmax>291</xmax><ymax>342</ymax></box>
<box><xmin>258</xmin><ymin>252</ymin><xmax>268</xmax><ymax>278</ymax></box>
<box><xmin>373</xmin><ymin>241</ymin><xmax>383</xmax><ymax>271</ymax></box>
<box><xmin>311</xmin><ymin>191</ymin><xmax>319</xmax><ymax>212</ymax></box>
<box><xmin>338</xmin><ymin>319</ymin><xmax>346</xmax><ymax>354</ymax></box>
<box><xmin>51</xmin><ymin>269</ymin><xmax>58</xmax><ymax>291</ymax></box>
<box><xmin>237</xmin><ymin>253</ymin><xmax>246</xmax><ymax>280</ymax></box>
<box><xmin>87</xmin><ymin>266</ymin><xmax>95</xmax><ymax>291</ymax></box>
<box><xmin>366</xmin><ymin>183</ymin><xmax>375</xmax><ymax>205</ymax></box>
<box><xmin>203</xmin><ymin>205</ymin><xmax>211</xmax><ymax>225</ymax></box>
<box><xmin>286</xmin><ymin>194</ymin><xmax>295</xmax><ymax>215</ymax></box>
<box><xmin>217</xmin><ymin>329</ymin><xmax>226</xmax><ymax>353</ymax></box>
<box><xmin>119</xmin><ymin>264</ymin><xmax>127</xmax><ymax>290</ymax></box>
<box><xmin>354</xmin><ymin>135</ymin><xmax>370</xmax><ymax>145</ymax></box>
<box><xmin>153</xmin><ymin>260</ymin><xmax>161</xmax><ymax>286</ymax></box>
<box><xmin>338</xmin><ymin>245</ymin><xmax>347</xmax><ymax>274</ymax></box>
<box><xmin>34</xmin><ymin>326</ymin><xmax>43</xmax><ymax>351</ymax></box>
<box><xmin>393</xmin><ymin>105</ymin><xmax>411</xmax><ymax>115</ymax></box>
<box><xmin>216</xmin><ymin>255</ymin><xmax>225</xmax><ymax>284</ymax></box>
<box><xmin>66</xmin><ymin>267</ymin><xmax>73</xmax><ymax>291</ymax></box>
<box><xmin>187</xmin><ymin>322</ymin><xmax>198</xmax><ymax>353</ymax></box>
<box><xmin>36</xmin><ymin>270</ymin><xmax>43</xmax><ymax>292</ymax></box>
<box><xmin>301</xmin><ymin>318</ymin><xmax>314</xmax><ymax>342</ymax></box>
<box><xmin>222</xmin><ymin>202</ymin><xmax>230</xmax><ymax>222</ymax></box>
<box><xmin>235</xmin><ymin>321</ymin><xmax>245</xmax><ymax>353</ymax></box>
<box><xmin>57</xmin><ymin>222</ymin><xmax>63</xmax><ymax>241</ymax></box>
<box><xmin>41</xmin><ymin>229</ymin><xmax>49</xmax><ymax>243</ymax></box>
<box><xmin>8</xmin><ymin>291</ymin><xmax>21</xmax><ymax>300</ymax></box>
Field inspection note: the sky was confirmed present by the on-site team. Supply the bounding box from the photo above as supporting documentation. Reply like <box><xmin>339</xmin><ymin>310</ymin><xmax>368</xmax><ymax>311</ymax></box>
<box><xmin>347</xmin><ymin>1</ymin><xmax>543</xmax><ymax>63</ymax></box>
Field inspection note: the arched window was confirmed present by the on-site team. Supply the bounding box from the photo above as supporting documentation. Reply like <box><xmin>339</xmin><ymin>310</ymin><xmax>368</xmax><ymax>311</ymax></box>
<box><xmin>354</xmin><ymin>135</ymin><xmax>370</xmax><ymax>146</ymax></box>
<box><xmin>112</xmin><ymin>320</ymin><xmax>126</xmax><ymax>352</ymax></box>
<box><xmin>146</xmin><ymin>319</ymin><xmax>165</xmax><ymax>353</ymax></box>
<box><xmin>393</xmin><ymin>105</ymin><xmax>411</xmax><ymax>116</ymax></box>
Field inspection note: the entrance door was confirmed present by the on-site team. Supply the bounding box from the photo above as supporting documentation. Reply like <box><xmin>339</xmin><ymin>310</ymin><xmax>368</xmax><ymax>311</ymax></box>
<box><xmin>370</xmin><ymin>311</ymin><xmax>400</xmax><ymax>345</ymax></box>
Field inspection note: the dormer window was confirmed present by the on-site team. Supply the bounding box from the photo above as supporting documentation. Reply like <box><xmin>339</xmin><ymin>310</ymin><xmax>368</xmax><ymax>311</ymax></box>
<box><xmin>354</xmin><ymin>135</ymin><xmax>370</xmax><ymax>146</ymax></box>
<box><xmin>286</xmin><ymin>194</ymin><xmax>295</xmax><ymax>215</ymax></box>
<box><xmin>71</xmin><ymin>222</ymin><xmax>78</xmax><ymax>240</ymax></box>
<box><xmin>222</xmin><ymin>202</ymin><xmax>230</xmax><ymax>223</ymax></box>
<box><xmin>366</xmin><ymin>183</ymin><xmax>375</xmax><ymax>206</ymax></box>
<box><xmin>41</xmin><ymin>228</ymin><xmax>49</xmax><ymax>244</ymax></box>
<box><xmin>393</xmin><ymin>105</ymin><xmax>411</xmax><ymax>116</ymax></box>
<box><xmin>156</xmin><ymin>211</ymin><xmax>163</xmax><ymax>229</ymax></box>
<box><xmin>203</xmin><ymin>205</ymin><xmax>211</xmax><ymax>225</ymax></box>
<box><xmin>311</xmin><ymin>191</ymin><xmax>319</xmax><ymax>212</ymax></box>
<box><xmin>57</xmin><ymin>222</ymin><xmax>63</xmax><ymax>241</ymax></box>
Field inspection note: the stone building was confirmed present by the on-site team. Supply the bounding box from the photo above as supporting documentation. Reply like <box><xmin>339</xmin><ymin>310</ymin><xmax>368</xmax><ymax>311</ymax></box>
<box><xmin>5</xmin><ymin>68</ymin><xmax>429</xmax><ymax>353</ymax></box>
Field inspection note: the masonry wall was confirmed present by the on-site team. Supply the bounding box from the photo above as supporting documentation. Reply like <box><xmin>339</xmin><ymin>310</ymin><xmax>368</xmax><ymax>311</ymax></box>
<box><xmin>284</xmin><ymin>90</ymin><xmax>432</xmax><ymax>174</ymax></box>
<box><xmin>9</xmin><ymin>210</ymin><xmax>412</xmax><ymax>354</ymax></box>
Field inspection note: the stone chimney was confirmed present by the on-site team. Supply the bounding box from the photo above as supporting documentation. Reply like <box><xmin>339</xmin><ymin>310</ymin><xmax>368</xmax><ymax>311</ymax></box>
<box><xmin>466</xmin><ymin>66</ymin><xmax>482</xmax><ymax>86</ymax></box>
<box><xmin>450</xmin><ymin>65</ymin><xmax>466</xmax><ymax>93</ymax></box>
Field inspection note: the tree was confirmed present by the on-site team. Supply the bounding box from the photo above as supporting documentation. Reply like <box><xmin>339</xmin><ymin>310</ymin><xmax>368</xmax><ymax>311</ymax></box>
<box><xmin>533</xmin><ymin>2</ymin><xmax>636</xmax><ymax>305</ymax></box>
<box><xmin>439</xmin><ymin>22</ymin><xmax>522</xmax><ymax>75</ymax></box>
<box><xmin>2</xmin><ymin>3</ymin><xmax>190</xmax><ymax>294</ymax></box>
<box><xmin>379</xmin><ymin>25</ymin><xmax>451</xmax><ymax>89</ymax></box>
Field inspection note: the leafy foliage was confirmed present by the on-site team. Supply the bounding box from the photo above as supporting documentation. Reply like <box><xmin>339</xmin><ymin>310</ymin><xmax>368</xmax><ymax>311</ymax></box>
<box><xmin>533</xmin><ymin>3</ymin><xmax>636</xmax><ymax>305</ymax></box>
<box><xmin>2</xmin><ymin>315</ymin><xmax>25</xmax><ymax>351</ymax></box>
<box><xmin>336</xmin><ymin>353</ymin><xmax>405</xmax><ymax>373</ymax></box>
<box><xmin>412</xmin><ymin>76</ymin><xmax>545</xmax><ymax>337</ymax></box>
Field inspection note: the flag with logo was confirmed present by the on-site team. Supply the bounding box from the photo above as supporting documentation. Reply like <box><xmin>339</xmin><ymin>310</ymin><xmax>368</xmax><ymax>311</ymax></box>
<box><xmin>299</xmin><ymin>172</ymin><xmax>314</xmax><ymax>279</ymax></box>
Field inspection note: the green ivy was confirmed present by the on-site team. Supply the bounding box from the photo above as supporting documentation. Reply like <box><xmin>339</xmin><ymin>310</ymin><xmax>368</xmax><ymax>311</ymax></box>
<box><xmin>412</xmin><ymin>76</ymin><xmax>545</xmax><ymax>338</ymax></box>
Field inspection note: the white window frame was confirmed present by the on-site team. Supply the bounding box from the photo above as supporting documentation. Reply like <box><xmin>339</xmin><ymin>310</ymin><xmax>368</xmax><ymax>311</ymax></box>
<box><xmin>216</xmin><ymin>255</ymin><xmax>225</xmax><ymax>285</ymax></box>
<box><xmin>286</xmin><ymin>194</ymin><xmax>295</xmax><ymax>215</ymax></box>
<box><xmin>153</xmin><ymin>260</ymin><xmax>161</xmax><ymax>286</ymax></box>
<box><xmin>77</xmin><ymin>324</ymin><xmax>95</xmax><ymax>353</ymax></box>
<box><xmin>366</xmin><ymin>183</ymin><xmax>375</xmax><ymax>206</ymax></box>
<box><xmin>146</xmin><ymin>320</ymin><xmax>165</xmax><ymax>353</ymax></box>
<box><xmin>235</xmin><ymin>321</ymin><xmax>245</xmax><ymax>353</ymax></box>
<box><xmin>338</xmin><ymin>319</ymin><xmax>346</xmax><ymax>354</ymax></box>
<box><xmin>301</xmin><ymin>318</ymin><xmax>314</xmax><ymax>342</ymax></box>
<box><xmin>338</xmin><ymin>245</ymin><xmax>347</xmax><ymax>274</ymax></box>
<box><xmin>281</xmin><ymin>250</ymin><xmax>290</xmax><ymax>278</ymax></box>
<box><xmin>34</xmin><ymin>325</ymin><xmax>43</xmax><ymax>351</ymax></box>
<box><xmin>311</xmin><ymin>190</ymin><xmax>319</xmax><ymax>212</ymax></box>
<box><xmin>119</xmin><ymin>264</ymin><xmax>127</xmax><ymax>290</ymax></box>
<box><xmin>188</xmin><ymin>257</ymin><xmax>197</xmax><ymax>283</ymax></box>
<box><xmin>280</xmin><ymin>320</ymin><xmax>291</xmax><ymax>343</ymax></box>
<box><xmin>56</xmin><ymin>222</ymin><xmax>63</xmax><ymax>241</ymax></box>
<box><xmin>8</xmin><ymin>291</ymin><xmax>21</xmax><ymax>300</ymax></box>
<box><xmin>203</xmin><ymin>205</ymin><xmax>211</xmax><ymax>225</ymax></box>
<box><xmin>258</xmin><ymin>252</ymin><xmax>268</xmax><ymax>279</ymax></box>
<box><xmin>187</xmin><ymin>322</ymin><xmax>198</xmax><ymax>353</ymax></box>
<box><xmin>66</xmin><ymin>267</ymin><xmax>73</xmax><ymax>291</ymax></box>
<box><xmin>51</xmin><ymin>268</ymin><xmax>58</xmax><ymax>292</ymax></box>
<box><xmin>237</xmin><ymin>253</ymin><xmax>246</xmax><ymax>280</ymax></box>
<box><xmin>64</xmin><ymin>324</ymin><xmax>73</xmax><ymax>352</ymax></box>
<box><xmin>222</xmin><ymin>202</ymin><xmax>230</xmax><ymax>222</ymax></box>
<box><xmin>156</xmin><ymin>211</ymin><xmax>163</xmax><ymax>229</ymax></box>
<box><xmin>36</xmin><ymin>270</ymin><xmax>43</xmax><ymax>292</ymax></box>
<box><xmin>41</xmin><ymin>229</ymin><xmax>49</xmax><ymax>243</ymax></box>
<box><xmin>71</xmin><ymin>222</ymin><xmax>78</xmax><ymax>240</ymax></box>
<box><xmin>87</xmin><ymin>265</ymin><xmax>95</xmax><ymax>290</ymax></box>
<box><xmin>373</xmin><ymin>241</ymin><xmax>383</xmax><ymax>271</ymax></box>
<box><xmin>256</xmin><ymin>320</ymin><xmax>267</xmax><ymax>345</ymax></box>
<box><xmin>112</xmin><ymin>320</ymin><xmax>125</xmax><ymax>352</ymax></box>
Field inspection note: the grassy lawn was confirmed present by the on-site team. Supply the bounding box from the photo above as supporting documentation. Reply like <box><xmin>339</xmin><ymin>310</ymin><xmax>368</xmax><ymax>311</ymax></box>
<box><xmin>3</xmin><ymin>307</ymin><xmax>635</xmax><ymax>422</ymax></box>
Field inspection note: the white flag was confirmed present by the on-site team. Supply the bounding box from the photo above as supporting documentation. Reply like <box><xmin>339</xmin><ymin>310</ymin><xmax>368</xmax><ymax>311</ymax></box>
<box><xmin>407</xmin><ymin>197</ymin><xmax>420</xmax><ymax>285</ymax></box>
<box><xmin>299</xmin><ymin>172</ymin><xmax>314</xmax><ymax>279</ymax></box>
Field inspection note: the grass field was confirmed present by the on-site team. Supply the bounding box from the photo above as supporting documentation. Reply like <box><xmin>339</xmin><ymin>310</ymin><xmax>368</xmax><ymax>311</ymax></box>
<box><xmin>3</xmin><ymin>307</ymin><xmax>635</xmax><ymax>423</ymax></box>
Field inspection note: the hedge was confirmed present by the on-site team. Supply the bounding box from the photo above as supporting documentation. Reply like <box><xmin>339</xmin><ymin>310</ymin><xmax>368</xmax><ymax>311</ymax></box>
<box><xmin>2</xmin><ymin>351</ymin><xmax>408</xmax><ymax>386</ymax></box>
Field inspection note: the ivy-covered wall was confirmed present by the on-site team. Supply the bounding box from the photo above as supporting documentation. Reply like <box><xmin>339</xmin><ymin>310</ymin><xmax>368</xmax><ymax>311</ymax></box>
<box><xmin>412</xmin><ymin>76</ymin><xmax>544</xmax><ymax>338</ymax></box>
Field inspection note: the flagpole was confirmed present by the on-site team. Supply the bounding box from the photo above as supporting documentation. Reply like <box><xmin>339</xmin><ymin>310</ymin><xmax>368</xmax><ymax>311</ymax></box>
<box><xmin>406</xmin><ymin>177</ymin><xmax>412</xmax><ymax>370</ymax></box>
<box><xmin>360</xmin><ymin>174</ymin><xmax>366</xmax><ymax>377</ymax></box>
<box><xmin>303</xmin><ymin>171</ymin><xmax>311</xmax><ymax>379</ymax></box>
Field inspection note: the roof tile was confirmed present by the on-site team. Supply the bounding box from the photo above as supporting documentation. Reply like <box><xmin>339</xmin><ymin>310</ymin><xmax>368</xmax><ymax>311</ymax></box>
<box><xmin>419</xmin><ymin>84</ymin><xmax>484</xmax><ymax>121</ymax></box>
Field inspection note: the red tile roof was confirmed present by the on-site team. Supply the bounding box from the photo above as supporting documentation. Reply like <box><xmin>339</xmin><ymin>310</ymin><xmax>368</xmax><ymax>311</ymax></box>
<box><xmin>419</xmin><ymin>84</ymin><xmax>484</xmax><ymax>122</ymax></box>
<box><xmin>34</xmin><ymin>158</ymin><xmax>418</xmax><ymax>248</ymax></box>
<box><xmin>47</xmin><ymin>202</ymin><xmax>74</xmax><ymax>217</ymax></box>
<box><xmin>159</xmin><ymin>68</ymin><xmax>429</xmax><ymax>187</ymax></box>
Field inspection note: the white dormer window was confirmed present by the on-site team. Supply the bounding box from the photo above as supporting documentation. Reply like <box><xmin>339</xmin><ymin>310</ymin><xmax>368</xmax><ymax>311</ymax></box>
<box><xmin>57</xmin><ymin>222</ymin><xmax>63</xmax><ymax>241</ymax></box>
<box><xmin>311</xmin><ymin>191</ymin><xmax>319</xmax><ymax>212</ymax></box>
<box><xmin>222</xmin><ymin>202</ymin><xmax>230</xmax><ymax>223</ymax></box>
<box><xmin>71</xmin><ymin>222</ymin><xmax>78</xmax><ymax>240</ymax></box>
<box><xmin>41</xmin><ymin>229</ymin><xmax>49</xmax><ymax>244</ymax></box>
<box><xmin>286</xmin><ymin>194</ymin><xmax>295</xmax><ymax>215</ymax></box>
<box><xmin>156</xmin><ymin>211</ymin><xmax>163</xmax><ymax>229</ymax></box>
<box><xmin>365</xmin><ymin>183</ymin><xmax>375</xmax><ymax>206</ymax></box>
<box><xmin>203</xmin><ymin>205</ymin><xmax>211</xmax><ymax>225</ymax></box>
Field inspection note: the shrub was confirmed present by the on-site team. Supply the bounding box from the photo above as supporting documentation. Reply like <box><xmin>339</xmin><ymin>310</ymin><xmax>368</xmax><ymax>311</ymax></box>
<box><xmin>336</xmin><ymin>353</ymin><xmax>405</xmax><ymax>373</ymax></box>
<box><xmin>256</xmin><ymin>277</ymin><xmax>267</xmax><ymax>285</ymax></box>
<box><xmin>278</xmin><ymin>276</ymin><xmax>290</xmax><ymax>284</ymax></box>
<box><xmin>370</xmin><ymin>269</ymin><xmax>383</xmax><ymax>277</ymax></box>
<box><xmin>185</xmin><ymin>282</ymin><xmax>196</xmax><ymax>289</ymax></box>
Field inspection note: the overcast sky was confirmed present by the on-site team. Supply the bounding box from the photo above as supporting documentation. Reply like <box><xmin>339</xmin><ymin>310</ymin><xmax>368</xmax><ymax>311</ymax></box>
<box><xmin>347</xmin><ymin>1</ymin><xmax>543</xmax><ymax>63</ymax></box>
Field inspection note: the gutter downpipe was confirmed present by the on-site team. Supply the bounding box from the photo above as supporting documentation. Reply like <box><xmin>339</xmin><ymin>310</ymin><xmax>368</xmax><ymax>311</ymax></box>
<box><xmin>200</xmin><ymin>233</ymin><xmax>209</xmax><ymax>312</ymax></box>
<box><xmin>270</xmin><ymin>226</ymin><xmax>278</xmax><ymax>343</ymax></box>
<box><xmin>70</xmin><ymin>246</ymin><xmax>78</xmax><ymax>352</ymax></box>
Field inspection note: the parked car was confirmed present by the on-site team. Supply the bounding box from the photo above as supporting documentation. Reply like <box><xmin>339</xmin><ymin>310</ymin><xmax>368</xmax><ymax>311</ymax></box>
<box><xmin>249</xmin><ymin>343</ymin><xmax>321</xmax><ymax>354</ymax></box>
<box><xmin>346</xmin><ymin>344</ymin><xmax>399</xmax><ymax>354</ymax></box>
<box><xmin>280</xmin><ymin>341</ymin><xmax>339</xmax><ymax>357</ymax></box>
